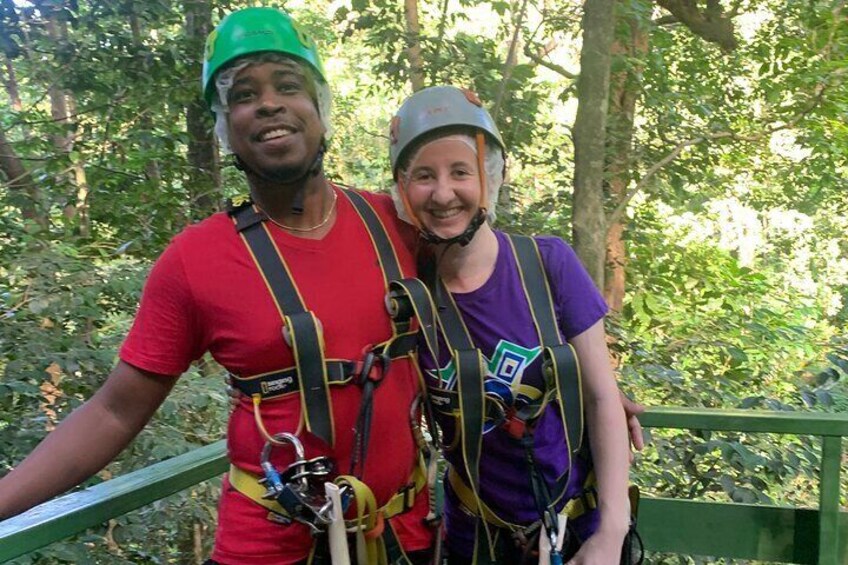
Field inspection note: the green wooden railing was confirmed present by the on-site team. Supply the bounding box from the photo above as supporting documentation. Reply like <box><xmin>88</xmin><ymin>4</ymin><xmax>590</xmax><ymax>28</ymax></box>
<box><xmin>0</xmin><ymin>407</ymin><xmax>845</xmax><ymax>563</ymax></box>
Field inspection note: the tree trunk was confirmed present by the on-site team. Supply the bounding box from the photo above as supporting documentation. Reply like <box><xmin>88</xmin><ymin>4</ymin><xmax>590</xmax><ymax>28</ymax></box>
<box><xmin>656</xmin><ymin>0</ymin><xmax>738</xmax><ymax>51</ymax></box>
<box><xmin>1</xmin><ymin>55</ymin><xmax>22</xmax><ymax>110</ymax></box>
<box><xmin>403</xmin><ymin>0</ymin><xmax>426</xmax><ymax>91</ymax></box>
<box><xmin>64</xmin><ymin>96</ymin><xmax>92</xmax><ymax>237</ymax></box>
<box><xmin>0</xmin><ymin>127</ymin><xmax>47</xmax><ymax>226</ymax></box>
<box><xmin>130</xmin><ymin>2</ymin><xmax>162</xmax><ymax>189</ymax></box>
<box><xmin>604</xmin><ymin>5</ymin><xmax>649</xmax><ymax>312</ymax></box>
<box><xmin>41</xmin><ymin>1</ymin><xmax>92</xmax><ymax>236</ymax></box>
<box><xmin>184</xmin><ymin>0</ymin><xmax>220</xmax><ymax>220</ymax></box>
<box><xmin>44</xmin><ymin>5</ymin><xmax>72</xmax><ymax>153</ymax></box>
<box><xmin>572</xmin><ymin>0</ymin><xmax>616</xmax><ymax>289</ymax></box>
<box><xmin>492</xmin><ymin>0</ymin><xmax>530</xmax><ymax>121</ymax></box>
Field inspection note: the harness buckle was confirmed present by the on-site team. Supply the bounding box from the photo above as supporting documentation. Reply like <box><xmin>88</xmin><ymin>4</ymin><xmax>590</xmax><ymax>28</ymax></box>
<box><xmin>354</xmin><ymin>346</ymin><xmax>390</xmax><ymax>386</ymax></box>
<box><xmin>397</xmin><ymin>481</ymin><xmax>416</xmax><ymax>514</ymax></box>
<box><xmin>502</xmin><ymin>408</ymin><xmax>527</xmax><ymax>439</ymax></box>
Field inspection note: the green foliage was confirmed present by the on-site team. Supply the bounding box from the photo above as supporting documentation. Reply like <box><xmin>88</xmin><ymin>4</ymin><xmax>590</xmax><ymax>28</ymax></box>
<box><xmin>615</xmin><ymin>200</ymin><xmax>845</xmax><ymax>524</ymax></box>
<box><xmin>0</xmin><ymin>0</ymin><xmax>846</xmax><ymax>562</ymax></box>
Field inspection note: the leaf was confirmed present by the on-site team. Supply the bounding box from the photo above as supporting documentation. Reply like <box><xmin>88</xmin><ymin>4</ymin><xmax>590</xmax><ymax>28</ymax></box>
<box><xmin>800</xmin><ymin>390</ymin><xmax>816</xmax><ymax>407</ymax></box>
<box><xmin>738</xmin><ymin>396</ymin><xmax>763</xmax><ymax>409</ymax></box>
<box><xmin>28</xmin><ymin>297</ymin><xmax>49</xmax><ymax>315</ymax></box>
<box><xmin>45</xmin><ymin>362</ymin><xmax>63</xmax><ymax>385</ymax></box>
<box><xmin>732</xmin><ymin>487</ymin><xmax>758</xmax><ymax>504</ymax></box>
<box><xmin>815</xmin><ymin>390</ymin><xmax>833</xmax><ymax>406</ymax></box>
<box><xmin>719</xmin><ymin>474</ymin><xmax>735</xmax><ymax>495</ymax></box>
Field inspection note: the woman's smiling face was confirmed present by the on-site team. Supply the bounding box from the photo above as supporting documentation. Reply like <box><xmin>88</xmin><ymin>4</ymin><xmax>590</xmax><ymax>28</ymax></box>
<box><xmin>404</xmin><ymin>137</ymin><xmax>483</xmax><ymax>239</ymax></box>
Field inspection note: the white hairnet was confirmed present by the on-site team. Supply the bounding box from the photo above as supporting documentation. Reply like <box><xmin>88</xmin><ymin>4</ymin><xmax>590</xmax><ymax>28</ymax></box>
<box><xmin>211</xmin><ymin>53</ymin><xmax>332</xmax><ymax>154</ymax></box>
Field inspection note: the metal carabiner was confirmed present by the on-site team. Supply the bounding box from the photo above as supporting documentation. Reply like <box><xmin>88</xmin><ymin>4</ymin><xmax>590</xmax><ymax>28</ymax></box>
<box><xmin>261</xmin><ymin>432</ymin><xmax>308</xmax><ymax>491</ymax></box>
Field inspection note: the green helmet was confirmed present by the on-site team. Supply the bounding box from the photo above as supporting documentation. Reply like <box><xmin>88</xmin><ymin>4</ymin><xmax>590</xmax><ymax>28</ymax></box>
<box><xmin>202</xmin><ymin>7</ymin><xmax>326</xmax><ymax>109</ymax></box>
<box><xmin>389</xmin><ymin>85</ymin><xmax>505</xmax><ymax>178</ymax></box>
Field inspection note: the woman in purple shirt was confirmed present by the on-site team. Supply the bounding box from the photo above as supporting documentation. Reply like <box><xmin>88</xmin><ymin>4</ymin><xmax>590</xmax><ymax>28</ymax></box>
<box><xmin>389</xmin><ymin>86</ymin><xmax>632</xmax><ymax>564</ymax></box>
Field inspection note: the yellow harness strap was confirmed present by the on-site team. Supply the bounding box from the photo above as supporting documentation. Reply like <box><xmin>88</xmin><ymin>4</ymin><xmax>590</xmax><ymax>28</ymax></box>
<box><xmin>228</xmin><ymin>461</ymin><xmax>426</xmax><ymax>528</ymax></box>
<box><xmin>447</xmin><ymin>466</ymin><xmax>596</xmax><ymax>532</ymax></box>
<box><xmin>335</xmin><ymin>475</ymin><xmax>381</xmax><ymax>565</ymax></box>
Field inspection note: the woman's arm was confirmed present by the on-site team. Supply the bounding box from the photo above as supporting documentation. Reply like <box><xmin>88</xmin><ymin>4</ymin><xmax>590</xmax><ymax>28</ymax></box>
<box><xmin>0</xmin><ymin>361</ymin><xmax>177</xmax><ymax>519</ymax></box>
<box><xmin>567</xmin><ymin>319</ymin><xmax>631</xmax><ymax>564</ymax></box>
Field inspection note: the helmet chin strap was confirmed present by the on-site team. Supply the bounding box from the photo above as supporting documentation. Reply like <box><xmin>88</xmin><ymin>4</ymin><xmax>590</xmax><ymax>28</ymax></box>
<box><xmin>420</xmin><ymin>208</ymin><xmax>487</xmax><ymax>247</ymax></box>
<box><xmin>233</xmin><ymin>143</ymin><xmax>326</xmax><ymax>215</ymax></box>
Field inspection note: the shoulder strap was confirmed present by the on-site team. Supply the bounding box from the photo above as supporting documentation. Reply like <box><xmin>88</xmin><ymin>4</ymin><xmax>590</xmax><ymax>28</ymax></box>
<box><xmin>341</xmin><ymin>188</ymin><xmax>414</xmax><ymax>341</ymax></box>
<box><xmin>506</xmin><ymin>234</ymin><xmax>561</xmax><ymax>346</ymax></box>
<box><xmin>229</xmin><ymin>202</ymin><xmax>334</xmax><ymax>446</ymax></box>
<box><xmin>434</xmin><ymin>279</ymin><xmax>499</xmax><ymax>549</ymax></box>
<box><xmin>435</xmin><ymin>279</ymin><xmax>474</xmax><ymax>350</ymax></box>
<box><xmin>506</xmin><ymin>233</ymin><xmax>584</xmax><ymax>454</ymax></box>
<box><xmin>340</xmin><ymin>188</ymin><xmax>402</xmax><ymax>281</ymax></box>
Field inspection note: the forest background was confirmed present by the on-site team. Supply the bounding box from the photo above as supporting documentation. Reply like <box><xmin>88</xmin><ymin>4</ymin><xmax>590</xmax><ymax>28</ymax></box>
<box><xmin>0</xmin><ymin>0</ymin><xmax>846</xmax><ymax>563</ymax></box>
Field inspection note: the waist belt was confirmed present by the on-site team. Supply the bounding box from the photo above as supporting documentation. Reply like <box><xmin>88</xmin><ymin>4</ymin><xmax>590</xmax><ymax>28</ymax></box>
<box><xmin>446</xmin><ymin>466</ymin><xmax>596</xmax><ymax>532</ymax></box>
<box><xmin>228</xmin><ymin>460</ymin><xmax>427</xmax><ymax>526</ymax></box>
<box><xmin>231</xmin><ymin>332</ymin><xmax>418</xmax><ymax>400</ymax></box>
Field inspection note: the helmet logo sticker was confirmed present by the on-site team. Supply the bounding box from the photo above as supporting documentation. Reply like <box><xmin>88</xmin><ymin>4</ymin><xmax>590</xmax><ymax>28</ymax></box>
<box><xmin>243</xmin><ymin>29</ymin><xmax>273</xmax><ymax>39</ymax></box>
<box><xmin>390</xmin><ymin>116</ymin><xmax>400</xmax><ymax>144</ymax></box>
<box><xmin>290</xmin><ymin>20</ymin><xmax>315</xmax><ymax>49</ymax></box>
<box><xmin>462</xmin><ymin>89</ymin><xmax>483</xmax><ymax>107</ymax></box>
<box><xmin>204</xmin><ymin>29</ymin><xmax>218</xmax><ymax>61</ymax></box>
<box><xmin>426</xmin><ymin>106</ymin><xmax>447</xmax><ymax>116</ymax></box>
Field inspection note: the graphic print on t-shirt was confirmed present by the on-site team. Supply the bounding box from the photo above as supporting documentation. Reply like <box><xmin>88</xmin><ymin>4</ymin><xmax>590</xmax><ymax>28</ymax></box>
<box><xmin>428</xmin><ymin>339</ymin><xmax>541</xmax><ymax>432</ymax></box>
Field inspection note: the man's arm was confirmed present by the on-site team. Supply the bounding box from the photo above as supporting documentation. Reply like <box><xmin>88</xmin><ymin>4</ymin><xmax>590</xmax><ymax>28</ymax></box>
<box><xmin>620</xmin><ymin>389</ymin><xmax>645</xmax><ymax>452</ymax></box>
<box><xmin>0</xmin><ymin>361</ymin><xmax>177</xmax><ymax>519</ymax></box>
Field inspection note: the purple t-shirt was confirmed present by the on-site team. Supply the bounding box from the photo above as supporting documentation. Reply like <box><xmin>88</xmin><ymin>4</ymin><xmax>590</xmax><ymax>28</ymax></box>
<box><xmin>420</xmin><ymin>230</ymin><xmax>608</xmax><ymax>557</ymax></box>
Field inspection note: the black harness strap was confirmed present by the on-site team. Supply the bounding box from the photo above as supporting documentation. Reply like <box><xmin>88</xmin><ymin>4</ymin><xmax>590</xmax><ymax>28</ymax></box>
<box><xmin>227</xmin><ymin>190</ymin><xmax>413</xmax><ymax>450</ymax></box>
<box><xmin>432</xmin><ymin>278</ymin><xmax>509</xmax><ymax>502</ymax></box>
<box><xmin>506</xmin><ymin>234</ymin><xmax>559</xmax><ymax>343</ymax></box>
<box><xmin>387</xmin><ymin>278</ymin><xmax>442</xmax><ymax>451</ymax></box>
<box><xmin>455</xmin><ymin>347</ymin><xmax>496</xmax><ymax>561</ymax></box>
<box><xmin>231</xmin><ymin>203</ymin><xmax>306</xmax><ymax>314</ymax></box>
<box><xmin>343</xmin><ymin>189</ymin><xmax>403</xmax><ymax>282</ymax></box>
<box><xmin>388</xmin><ymin>279</ymin><xmax>439</xmax><ymax>360</ymax></box>
<box><xmin>436</xmin><ymin>279</ymin><xmax>474</xmax><ymax>350</ymax></box>
<box><xmin>507</xmin><ymin>234</ymin><xmax>584</xmax><ymax>454</ymax></box>
<box><xmin>454</xmin><ymin>348</ymin><xmax>485</xmax><ymax>495</ymax></box>
<box><xmin>229</xmin><ymin>201</ymin><xmax>334</xmax><ymax>446</ymax></box>
<box><xmin>286</xmin><ymin>311</ymin><xmax>332</xmax><ymax>445</ymax></box>
<box><xmin>230</xmin><ymin>362</ymin><xmax>354</xmax><ymax>399</ymax></box>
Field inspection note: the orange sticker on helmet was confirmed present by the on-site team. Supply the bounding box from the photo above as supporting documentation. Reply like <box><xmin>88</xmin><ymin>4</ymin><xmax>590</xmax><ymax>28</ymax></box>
<box><xmin>462</xmin><ymin>89</ymin><xmax>482</xmax><ymax>107</ymax></box>
<box><xmin>390</xmin><ymin>116</ymin><xmax>400</xmax><ymax>144</ymax></box>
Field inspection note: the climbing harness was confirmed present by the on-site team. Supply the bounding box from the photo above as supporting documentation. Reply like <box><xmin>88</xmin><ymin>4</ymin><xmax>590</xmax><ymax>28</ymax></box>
<box><xmin>227</xmin><ymin>187</ymin><xmax>416</xmax><ymax>448</ymax></box>
<box><xmin>225</xmin><ymin>186</ymin><xmax>436</xmax><ymax>564</ymax></box>
<box><xmin>421</xmin><ymin>234</ymin><xmax>588</xmax><ymax>564</ymax></box>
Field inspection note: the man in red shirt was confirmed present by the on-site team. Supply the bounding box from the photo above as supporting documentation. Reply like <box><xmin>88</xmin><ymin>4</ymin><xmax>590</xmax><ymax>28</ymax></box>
<box><xmin>0</xmin><ymin>8</ymin><xmax>433</xmax><ymax>564</ymax></box>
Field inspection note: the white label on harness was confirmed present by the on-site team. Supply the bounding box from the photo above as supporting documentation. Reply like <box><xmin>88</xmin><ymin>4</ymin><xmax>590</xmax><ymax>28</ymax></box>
<box><xmin>261</xmin><ymin>376</ymin><xmax>294</xmax><ymax>394</ymax></box>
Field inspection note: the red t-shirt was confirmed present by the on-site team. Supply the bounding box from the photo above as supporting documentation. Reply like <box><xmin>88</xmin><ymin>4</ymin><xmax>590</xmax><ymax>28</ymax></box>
<box><xmin>120</xmin><ymin>187</ymin><xmax>431</xmax><ymax>564</ymax></box>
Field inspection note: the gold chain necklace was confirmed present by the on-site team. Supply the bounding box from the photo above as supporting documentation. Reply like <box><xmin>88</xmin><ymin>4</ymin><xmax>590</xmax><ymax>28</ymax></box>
<box><xmin>263</xmin><ymin>189</ymin><xmax>338</xmax><ymax>233</ymax></box>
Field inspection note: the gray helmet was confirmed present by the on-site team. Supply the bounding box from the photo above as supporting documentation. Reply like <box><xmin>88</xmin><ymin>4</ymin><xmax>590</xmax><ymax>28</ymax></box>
<box><xmin>389</xmin><ymin>85</ymin><xmax>505</xmax><ymax>178</ymax></box>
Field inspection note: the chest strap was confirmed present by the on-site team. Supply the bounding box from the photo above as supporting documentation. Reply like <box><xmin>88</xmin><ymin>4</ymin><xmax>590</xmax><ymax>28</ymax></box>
<box><xmin>228</xmin><ymin>188</ymin><xmax>410</xmax><ymax>447</ymax></box>
<box><xmin>229</xmin><ymin>332</ymin><xmax>417</xmax><ymax>400</ymax></box>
